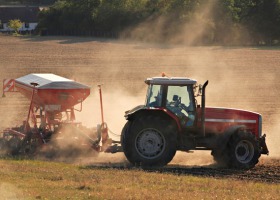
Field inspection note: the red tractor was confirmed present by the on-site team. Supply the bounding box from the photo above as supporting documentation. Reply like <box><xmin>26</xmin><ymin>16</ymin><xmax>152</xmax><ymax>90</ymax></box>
<box><xmin>121</xmin><ymin>76</ymin><xmax>269</xmax><ymax>169</ymax></box>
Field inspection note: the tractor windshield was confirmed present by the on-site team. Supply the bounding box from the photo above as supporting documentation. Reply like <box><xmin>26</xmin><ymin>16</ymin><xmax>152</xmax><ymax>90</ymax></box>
<box><xmin>146</xmin><ymin>84</ymin><xmax>195</xmax><ymax>126</ymax></box>
<box><xmin>146</xmin><ymin>84</ymin><xmax>162</xmax><ymax>107</ymax></box>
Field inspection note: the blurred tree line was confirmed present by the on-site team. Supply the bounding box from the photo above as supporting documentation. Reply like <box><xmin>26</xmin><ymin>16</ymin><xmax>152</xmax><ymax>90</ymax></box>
<box><xmin>10</xmin><ymin>0</ymin><xmax>57</xmax><ymax>5</ymax></box>
<box><xmin>20</xmin><ymin>0</ymin><xmax>56</xmax><ymax>4</ymax></box>
<box><xmin>37</xmin><ymin>0</ymin><xmax>280</xmax><ymax>45</ymax></box>
<box><xmin>0</xmin><ymin>0</ymin><xmax>57</xmax><ymax>4</ymax></box>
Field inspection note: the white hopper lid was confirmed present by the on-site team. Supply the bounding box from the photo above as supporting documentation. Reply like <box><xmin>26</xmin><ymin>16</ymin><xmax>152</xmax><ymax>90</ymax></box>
<box><xmin>15</xmin><ymin>73</ymin><xmax>90</xmax><ymax>89</ymax></box>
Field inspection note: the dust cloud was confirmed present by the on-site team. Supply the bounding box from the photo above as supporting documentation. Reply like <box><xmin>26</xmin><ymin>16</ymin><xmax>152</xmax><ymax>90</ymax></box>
<box><xmin>35</xmin><ymin>124</ymin><xmax>97</xmax><ymax>163</ymax></box>
<box><xmin>0</xmin><ymin>93</ymin><xmax>29</xmax><ymax>131</ymax></box>
<box><xmin>170</xmin><ymin>151</ymin><xmax>215</xmax><ymax>167</ymax></box>
<box><xmin>75</xmin><ymin>86</ymin><xmax>145</xmax><ymax>137</ymax></box>
<box><xmin>62</xmin><ymin>86</ymin><xmax>145</xmax><ymax>165</ymax></box>
<box><xmin>121</xmin><ymin>0</ymin><xmax>250</xmax><ymax>45</ymax></box>
<box><xmin>264</xmin><ymin>120</ymin><xmax>280</xmax><ymax>158</ymax></box>
<box><xmin>34</xmin><ymin>86</ymin><xmax>145</xmax><ymax>164</ymax></box>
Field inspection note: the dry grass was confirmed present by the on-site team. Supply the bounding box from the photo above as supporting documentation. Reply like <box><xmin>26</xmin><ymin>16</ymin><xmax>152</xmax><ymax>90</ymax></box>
<box><xmin>0</xmin><ymin>158</ymin><xmax>279</xmax><ymax>200</ymax></box>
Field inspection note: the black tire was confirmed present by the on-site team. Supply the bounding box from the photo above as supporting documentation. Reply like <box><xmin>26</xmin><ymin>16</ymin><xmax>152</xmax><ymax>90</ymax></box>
<box><xmin>229</xmin><ymin>130</ymin><xmax>260</xmax><ymax>169</ymax></box>
<box><xmin>0</xmin><ymin>138</ymin><xmax>8</xmax><ymax>153</ymax></box>
<box><xmin>20</xmin><ymin>131</ymin><xmax>40</xmax><ymax>156</ymax></box>
<box><xmin>121</xmin><ymin>115</ymin><xmax>177</xmax><ymax>168</ymax></box>
<box><xmin>8</xmin><ymin>137</ymin><xmax>22</xmax><ymax>156</ymax></box>
<box><xmin>22</xmin><ymin>138</ymin><xmax>39</xmax><ymax>156</ymax></box>
<box><xmin>121</xmin><ymin>121</ymin><xmax>131</xmax><ymax>156</ymax></box>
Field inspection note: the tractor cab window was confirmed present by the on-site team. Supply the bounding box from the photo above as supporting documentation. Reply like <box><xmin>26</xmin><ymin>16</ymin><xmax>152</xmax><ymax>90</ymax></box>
<box><xmin>166</xmin><ymin>85</ymin><xmax>195</xmax><ymax>126</ymax></box>
<box><xmin>146</xmin><ymin>84</ymin><xmax>162</xmax><ymax>108</ymax></box>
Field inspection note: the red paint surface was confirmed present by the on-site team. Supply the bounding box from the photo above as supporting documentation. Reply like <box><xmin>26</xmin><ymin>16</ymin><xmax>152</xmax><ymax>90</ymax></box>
<box><xmin>15</xmin><ymin>82</ymin><xmax>90</xmax><ymax>111</ymax></box>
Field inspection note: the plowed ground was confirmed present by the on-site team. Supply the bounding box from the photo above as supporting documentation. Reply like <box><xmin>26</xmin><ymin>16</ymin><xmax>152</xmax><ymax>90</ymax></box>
<box><xmin>166</xmin><ymin>159</ymin><xmax>280</xmax><ymax>184</ymax></box>
<box><xmin>0</xmin><ymin>35</ymin><xmax>280</xmax><ymax>183</ymax></box>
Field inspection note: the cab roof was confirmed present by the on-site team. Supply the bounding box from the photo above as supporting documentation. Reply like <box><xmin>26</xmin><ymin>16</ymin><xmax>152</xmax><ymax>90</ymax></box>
<box><xmin>145</xmin><ymin>77</ymin><xmax>197</xmax><ymax>85</ymax></box>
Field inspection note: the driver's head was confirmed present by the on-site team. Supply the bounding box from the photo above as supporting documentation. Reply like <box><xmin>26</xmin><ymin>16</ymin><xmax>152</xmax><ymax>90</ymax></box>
<box><xmin>173</xmin><ymin>95</ymin><xmax>179</xmax><ymax>101</ymax></box>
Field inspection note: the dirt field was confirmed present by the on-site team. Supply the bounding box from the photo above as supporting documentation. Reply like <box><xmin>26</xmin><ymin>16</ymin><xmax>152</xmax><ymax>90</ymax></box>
<box><xmin>0</xmin><ymin>34</ymin><xmax>280</xmax><ymax>183</ymax></box>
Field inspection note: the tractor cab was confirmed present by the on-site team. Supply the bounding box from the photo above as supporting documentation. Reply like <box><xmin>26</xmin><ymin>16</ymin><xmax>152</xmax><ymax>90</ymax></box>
<box><xmin>145</xmin><ymin>77</ymin><xmax>198</xmax><ymax>127</ymax></box>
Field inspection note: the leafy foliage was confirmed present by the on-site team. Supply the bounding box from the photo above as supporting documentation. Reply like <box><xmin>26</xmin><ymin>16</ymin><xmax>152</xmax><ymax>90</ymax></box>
<box><xmin>20</xmin><ymin>0</ymin><xmax>56</xmax><ymax>4</ymax></box>
<box><xmin>0</xmin><ymin>0</ymin><xmax>56</xmax><ymax>5</ymax></box>
<box><xmin>37</xmin><ymin>0</ymin><xmax>280</xmax><ymax>45</ymax></box>
<box><xmin>8</xmin><ymin>19</ymin><xmax>23</xmax><ymax>33</ymax></box>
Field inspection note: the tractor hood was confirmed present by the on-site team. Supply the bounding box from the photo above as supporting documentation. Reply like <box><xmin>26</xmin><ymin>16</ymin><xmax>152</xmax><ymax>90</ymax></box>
<box><xmin>202</xmin><ymin>107</ymin><xmax>262</xmax><ymax>137</ymax></box>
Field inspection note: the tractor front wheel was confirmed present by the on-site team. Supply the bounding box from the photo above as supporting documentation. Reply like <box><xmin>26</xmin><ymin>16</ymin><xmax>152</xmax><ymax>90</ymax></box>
<box><xmin>229</xmin><ymin>130</ymin><xmax>260</xmax><ymax>169</ymax></box>
<box><xmin>122</xmin><ymin>115</ymin><xmax>177</xmax><ymax>168</ymax></box>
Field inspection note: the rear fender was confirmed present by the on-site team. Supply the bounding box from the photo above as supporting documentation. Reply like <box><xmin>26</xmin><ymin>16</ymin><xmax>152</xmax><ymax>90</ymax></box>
<box><xmin>126</xmin><ymin>107</ymin><xmax>181</xmax><ymax>133</ymax></box>
<box><xmin>125</xmin><ymin>105</ymin><xmax>145</xmax><ymax>119</ymax></box>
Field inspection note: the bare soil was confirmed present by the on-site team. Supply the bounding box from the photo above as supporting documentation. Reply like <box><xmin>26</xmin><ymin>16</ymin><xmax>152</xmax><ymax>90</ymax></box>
<box><xmin>165</xmin><ymin>158</ymin><xmax>280</xmax><ymax>184</ymax></box>
<box><xmin>0</xmin><ymin>34</ymin><xmax>280</xmax><ymax>183</ymax></box>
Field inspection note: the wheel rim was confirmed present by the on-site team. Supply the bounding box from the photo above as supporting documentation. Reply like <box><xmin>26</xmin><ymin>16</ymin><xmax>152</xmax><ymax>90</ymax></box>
<box><xmin>135</xmin><ymin>128</ymin><xmax>165</xmax><ymax>159</ymax></box>
<box><xmin>235</xmin><ymin>140</ymin><xmax>254</xmax><ymax>164</ymax></box>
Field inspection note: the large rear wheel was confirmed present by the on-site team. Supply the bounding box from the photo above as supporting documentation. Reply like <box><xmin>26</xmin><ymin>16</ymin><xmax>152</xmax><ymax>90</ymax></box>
<box><xmin>122</xmin><ymin>115</ymin><xmax>177</xmax><ymax>168</ymax></box>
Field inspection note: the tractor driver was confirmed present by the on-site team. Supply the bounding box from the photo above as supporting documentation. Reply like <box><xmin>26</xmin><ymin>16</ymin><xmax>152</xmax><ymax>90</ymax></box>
<box><xmin>167</xmin><ymin>95</ymin><xmax>195</xmax><ymax>127</ymax></box>
<box><xmin>149</xmin><ymin>95</ymin><xmax>161</xmax><ymax>107</ymax></box>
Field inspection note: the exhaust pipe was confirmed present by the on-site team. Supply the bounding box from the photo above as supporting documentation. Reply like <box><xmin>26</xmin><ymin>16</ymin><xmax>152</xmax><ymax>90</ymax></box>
<box><xmin>201</xmin><ymin>80</ymin><xmax>208</xmax><ymax>136</ymax></box>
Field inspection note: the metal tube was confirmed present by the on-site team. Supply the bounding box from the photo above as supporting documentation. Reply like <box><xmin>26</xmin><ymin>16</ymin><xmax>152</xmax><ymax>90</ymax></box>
<box><xmin>24</xmin><ymin>82</ymin><xmax>38</xmax><ymax>132</ymax></box>
<box><xmin>201</xmin><ymin>80</ymin><xmax>208</xmax><ymax>136</ymax></box>
<box><xmin>98</xmin><ymin>85</ymin><xmax>105</xmax><ymax>124</ymax></box>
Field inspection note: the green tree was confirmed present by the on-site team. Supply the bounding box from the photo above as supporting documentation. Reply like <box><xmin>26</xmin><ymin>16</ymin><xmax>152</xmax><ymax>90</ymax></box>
<box><xmin>8</xmin><ymin>19</ymin><xmax>23</xmax><ymax>34</ymax></box>
<box><xmin>245</xmin><ymin>0</ymin><xmax>280</xmax><ymax>44</ymax></box>
<box><xmin>36</xmin><ymin>0</ymin><xmax>280</xmax><ymax>45</ymax></box>
<box><xmin>94</xmin><ymin>0</ymin><xmax>148</xmax><ymax>31</ymax></box>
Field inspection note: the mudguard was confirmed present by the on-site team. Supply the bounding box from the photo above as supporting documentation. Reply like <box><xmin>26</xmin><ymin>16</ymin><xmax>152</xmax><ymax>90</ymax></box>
<box><xmin>124</xmin><ymin>105</ymin><xmax>145</xmax><ymax>120</ymax></box>
<box><xmin>125</xmin><ymin>106</ymin><xmax>182</xmax><ymax>133</ymax></box>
